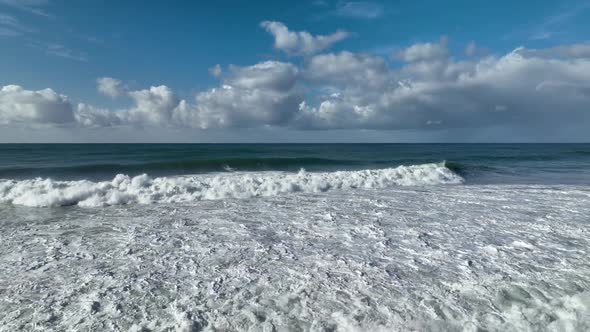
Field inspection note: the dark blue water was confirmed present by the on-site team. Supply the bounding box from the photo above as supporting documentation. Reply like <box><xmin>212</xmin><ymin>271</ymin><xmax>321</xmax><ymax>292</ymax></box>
<box><xmin>0</xmin><ymin>144</ymin><xmax>589</xmax><ymax>184</ymax></box>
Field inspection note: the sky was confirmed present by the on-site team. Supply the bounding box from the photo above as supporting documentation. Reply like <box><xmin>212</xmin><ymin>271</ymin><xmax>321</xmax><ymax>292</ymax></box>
<box><xmin>1</xmin><ymin>0</ymin><xmax>590</xmax><ymax>142</ymax></box>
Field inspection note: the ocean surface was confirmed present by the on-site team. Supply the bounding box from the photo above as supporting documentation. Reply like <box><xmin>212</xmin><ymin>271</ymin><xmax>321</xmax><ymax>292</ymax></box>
<box><xmin>1</xmin><ymin>144</ymin><xmax>589</xmax><ymax>331</ymax></box>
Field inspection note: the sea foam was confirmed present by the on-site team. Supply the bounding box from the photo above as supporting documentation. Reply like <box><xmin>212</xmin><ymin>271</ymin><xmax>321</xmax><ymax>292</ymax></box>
<box><xmin>0</xmin><ymin>163</ymin><xmax>462</xmax><ymax>207</ymax></box>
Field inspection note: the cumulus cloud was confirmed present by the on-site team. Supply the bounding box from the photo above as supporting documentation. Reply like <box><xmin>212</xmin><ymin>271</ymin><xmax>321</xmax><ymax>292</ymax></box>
<box><xmin>88</xmin><ymin>84</ymin><xmax>190</xmax><ymax>128</ymax></box>
<box><xmin>75</xmin><ymin>104</ymin><xmax>123</xmax><ymax>128</ymax></box>
<box><xmin>125</xmin><ymin>86</ymin><xmax>185</xmax><ymax>126</ymax></box>
<box><xmin>81</xmin><ymin>61</ymin><xmax>302</xmax><ymax>129</ymax></box>
<box><xmin>0</xmin><ymin>85</ymin><xmax>74</xmax><ymax>125</ymax></box>
<box><xmin>260</xmin><ymin>21</ymin><xmax>348</xmax><ymax>56</ymax></box>
<box><xmin>3</xmin><ymin>37</ymin><xmax>590</xmax><ymax>139</ymax></box>
<box><xmin>226</xmin><ymin>61</ymin><xmax>298</xmax><ymax>91</ymax></box>
<box><xmin>92</xmin><ymin>79</ymin><xmax>192</xmax><ymax>128</ymax></box>
<box><xmin>298</xmin><ymin>46</ymin><xmax>590</xmax><ymax>130</ymax></box>
<box><xmin>305</xmin><ymin>51</ymin><xmax>389</xmax><ymax>88</ymax></box>
<box><xmin>193</xmin><ymin>61</ymin><xmax>302</xmax><ymax>128</ymax></box>
<box><xmin>393</xmin><ymin>37</ymin><xmax>449</xmax><ymax>62</ymax></box>
<box><xmin>97</xmin><ymin>77</ymin><xmax>125</xmax><ymax>98</ymax></box>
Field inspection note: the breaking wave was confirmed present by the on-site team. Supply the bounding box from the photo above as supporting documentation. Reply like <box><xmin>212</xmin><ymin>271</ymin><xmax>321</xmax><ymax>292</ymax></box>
<box><xmin>0</xmin><ymin>163</ymin><xmax>462</xmax><ymax>207</ymax></box>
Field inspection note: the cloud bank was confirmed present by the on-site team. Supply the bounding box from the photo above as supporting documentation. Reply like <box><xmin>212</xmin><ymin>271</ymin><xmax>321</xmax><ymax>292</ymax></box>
<box><xmin>2</xmin><ymin>22</ymin><xmax>590</xmax><ymax>138</ymax></box>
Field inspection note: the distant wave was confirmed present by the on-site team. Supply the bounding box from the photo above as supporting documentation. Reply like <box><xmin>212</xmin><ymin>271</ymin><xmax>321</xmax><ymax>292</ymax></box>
<box><xmin>0</xmin><ymin>163</ymin><xmax>463</xmax><ymax>207</ymax></box>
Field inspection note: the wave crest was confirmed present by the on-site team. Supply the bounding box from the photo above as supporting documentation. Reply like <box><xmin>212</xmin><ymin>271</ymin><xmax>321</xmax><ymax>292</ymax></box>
<box><xmin>0</xmin><ymin>163</ymin><xmax>463</xmax><ymax>207</ymax></box>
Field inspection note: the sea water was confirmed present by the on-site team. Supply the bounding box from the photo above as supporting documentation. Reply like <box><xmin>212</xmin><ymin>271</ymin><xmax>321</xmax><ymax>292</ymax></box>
<box><xmin>0</xmin><ymin>144</ymin><xmax>589</xmax><ymax>331</ymax></box>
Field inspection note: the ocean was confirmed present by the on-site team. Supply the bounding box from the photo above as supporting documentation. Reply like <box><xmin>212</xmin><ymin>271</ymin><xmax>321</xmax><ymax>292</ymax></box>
<box><xmin>1</xmin><ymin>144</ymin><xmax>589</xmax><ymax>331</ymax></box>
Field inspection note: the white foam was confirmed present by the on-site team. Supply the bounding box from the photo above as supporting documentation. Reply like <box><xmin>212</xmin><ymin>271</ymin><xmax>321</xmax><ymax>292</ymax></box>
<box><xmin>0</xmin><ymin>163</ymin><xmax>462</xmax><ymax>207</ymax></box>
<box><xmin>1</xmin><ymin>182</ymin><xmax>589</xmax><ymax>330</ymax></box>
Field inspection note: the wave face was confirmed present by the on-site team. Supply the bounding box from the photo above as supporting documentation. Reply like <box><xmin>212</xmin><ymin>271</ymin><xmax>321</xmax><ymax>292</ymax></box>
<box><xmin>0</xmin><ymin>163</ymin><xmax>462</xmax><ymax>207</ymax></box>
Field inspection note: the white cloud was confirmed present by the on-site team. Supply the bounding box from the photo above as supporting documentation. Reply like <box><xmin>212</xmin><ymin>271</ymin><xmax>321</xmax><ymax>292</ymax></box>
<box><xmin>75</xmin><ymin>104</ymin><xmax>123</xmax><ymax>127</ymax></box>
<box><xmin>305</xmin><ymin>51</ymin><xmax>389</xmax><ymax>88</ymax></box>
<box><xmin>3</xmin><ymin>40</ymin><xmax>590</xmax><ymax>140</ymax></box>
<box><xmin>0</xmin><ymin>85</ymin><xmax>74</xmax><ymax>125</ymax></box>
<box><xmin>97</xmin><ymin>77</ymin><xmax>125</xmax><ymax>98</ymax></box>
<box><xmin>393</xmin><ymin>37</ymin><xmax>448</xmax><ymax>62</ymax></box>
<box><xmin>83</xmin><ymin>84</ymin><xmax>189</xmax><ymax>128</ymax></box>
<box><xmin>193</xmin><ymin>85</ymin><xmax>301</xmax><ymax>129</ymax></box>
<box><xmin>82</xmin><ymin>62</ymin><xmax>302</xmax><ymax>129</ymax></box>
<box><xmin>226</xmin><ymin>61</ymin><xmax>298</xmax><ymax>91</ymax></box>
<box><xmin>193</xmin><ymin>61</ymin><xmax>302</xmax><ymax>128</ymax></box>
<box><xmin>298</xmin><ymin>46</ymin><xmax>590</xmax><ymax>130</ymax></box>
<box><xmin>260</xmin><ymin>21</ymin><xmax>348</xmax><ymax>56</ymax></box>
<box><xmin>125</xmin><ymin>85</ymin><xmax>185</xmax><ymax>126</ymax></box>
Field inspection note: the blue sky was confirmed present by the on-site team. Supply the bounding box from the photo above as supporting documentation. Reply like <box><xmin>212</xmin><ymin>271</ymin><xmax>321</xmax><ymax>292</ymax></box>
<box><xmin>1</xmin><ymin>0</ymin><xmax>590</xmax><ymax>142</ymax></box>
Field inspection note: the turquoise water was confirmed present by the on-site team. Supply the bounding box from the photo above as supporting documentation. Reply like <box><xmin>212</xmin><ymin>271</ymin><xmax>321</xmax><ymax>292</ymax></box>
<box><xmin>0</xmin><ymin>143</ymin><xmax>589</xmax><ymax>184</ymax></box>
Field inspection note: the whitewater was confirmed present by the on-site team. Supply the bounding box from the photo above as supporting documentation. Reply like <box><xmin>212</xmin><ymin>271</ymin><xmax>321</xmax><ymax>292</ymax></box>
<box><xmin>1</xmin><ymin>154</ymin><xmax>590</xmax><ymax>331</ymax></box>
<box><xmin>0</xmin><ymin>163</ymin><xmax>461</xmax><ymax>208</ymax></box>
